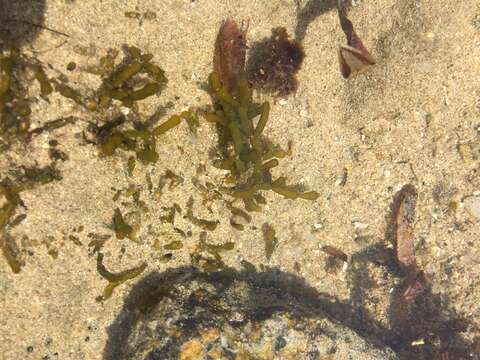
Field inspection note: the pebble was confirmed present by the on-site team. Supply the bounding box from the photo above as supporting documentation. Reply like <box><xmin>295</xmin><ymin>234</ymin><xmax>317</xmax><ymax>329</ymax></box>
<box><xmin>464</xmin><ymin>195</ymin><xmax>480</xmax><ymax>220</ymax></box>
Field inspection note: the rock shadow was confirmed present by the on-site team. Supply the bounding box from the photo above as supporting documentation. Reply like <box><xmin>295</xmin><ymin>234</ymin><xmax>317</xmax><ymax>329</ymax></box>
<box><xmin>0</xmin><ymin>0</ymin><xmax>47</xmax><ymax>47</ymax></box>
<box><xmin>295</xmin><ymin>0</ymin><xmax>338</xmax><ymax>42</ymax></box>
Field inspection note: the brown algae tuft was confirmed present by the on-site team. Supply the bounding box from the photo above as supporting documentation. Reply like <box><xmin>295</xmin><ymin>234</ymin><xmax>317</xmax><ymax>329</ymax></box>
<box><xmin>247</xmin><ymin>27</ymin><xmax>305</xmax><ymax>96</ymax></box>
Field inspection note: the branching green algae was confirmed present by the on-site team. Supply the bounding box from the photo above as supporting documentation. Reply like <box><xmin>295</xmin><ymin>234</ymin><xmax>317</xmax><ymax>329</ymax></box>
<box><xmin>207</xmin><ymin>72</ymin><xmax>318</xmax><ymax>210</ymax></box>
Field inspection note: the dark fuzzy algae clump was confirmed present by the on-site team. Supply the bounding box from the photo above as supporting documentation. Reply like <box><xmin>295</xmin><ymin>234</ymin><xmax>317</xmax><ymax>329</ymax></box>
<box><xmin>248</xmin><ymin>27</ymin><xmax>305</xmax><ymax>96</ymax></box>
<box><xmin>207</xmin><ymin>20</ymin><xmax>318</xmax><ymax>212</ymax></box>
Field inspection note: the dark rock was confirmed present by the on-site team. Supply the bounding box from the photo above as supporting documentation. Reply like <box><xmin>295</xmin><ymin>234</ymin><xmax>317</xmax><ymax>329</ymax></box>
<box><xmin>104</xmin><ymin>267</ymin><xmax>398</xmax><ymax>360</ymax></box>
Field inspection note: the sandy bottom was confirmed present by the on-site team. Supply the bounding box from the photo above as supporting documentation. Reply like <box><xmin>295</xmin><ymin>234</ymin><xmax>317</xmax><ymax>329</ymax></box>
<box><xmin>1</xmin><ymin>0</ymin><xmax>480</xmax><ymax>359</ymax></box>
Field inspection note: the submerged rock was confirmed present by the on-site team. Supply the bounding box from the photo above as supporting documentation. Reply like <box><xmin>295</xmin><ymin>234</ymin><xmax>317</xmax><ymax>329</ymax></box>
<box><xmin>104</xmin><ymin>267</ymin><xmax>398</xmax><ymax>360</ymax></box>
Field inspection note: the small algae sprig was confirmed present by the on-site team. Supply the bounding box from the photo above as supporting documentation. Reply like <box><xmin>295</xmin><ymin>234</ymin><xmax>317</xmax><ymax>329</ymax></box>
<box><xmin>0</xmin><ymin>179</ymin><xmax>23</xmax><ymax>273</ymax></box>
<box><xmin>208</xmin><ymin>20</ymin><xmax>319</xmax><ymax>211</ymax></box>
<box><xmin>90</xmin><ymin>112</ymin><xmax>186</xmax><ymax>165</ymax></box>
<box><xmin>95</xmin><ymin>45</ymin><xmax>167</xmax><ymax>110</ymax></box>
<box><xmin>0</xmin><ymin>48</ymin><xmax>32</xmax><ymax>143</ymax></box>
<box><xmin>262</xmin><ymin>223</ymin><xmax>278</xmax><ymax>261</ymax></box>
<box><xmin>0</xmin><ymin>47</ymin><xmax>77</xmax><ymax>147</ymax></box>
<box><xmin>0</xmin><ymin>165</ymin><xmax>63</xmax><ymax>273</ymax></box>
<box><xmin>191</xmin><ymin>231</ymin><xmax>235</xmax><ymax>272</ymax></box>
<box><xmin>56</xmin><ymin>46</ymin><xmax>167</xmax><ymax>111</ymax></box>
<box><xmin>96</xmin><ymin>252</ymin><xmax>147</xmax><ymax>301</ymax></box>
<box><xmin>57</xmin><ymin>45</ymin><xmax>179</xmax><ymax>166</ymax></box>
<box><xmin>112</xmin><ymin>208</ymin><xmax>135</xmax><ymax>241</ymax></box>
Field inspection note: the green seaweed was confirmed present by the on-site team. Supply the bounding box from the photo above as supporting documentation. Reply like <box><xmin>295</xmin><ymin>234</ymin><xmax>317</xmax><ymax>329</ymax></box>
<box><xmin>87</xmin><ymin>233</ymin><xmax>111</xmax><ymax>254</ymax></box>
<box><xmin>68</xmin><ymin>235</ymin><xmax>82</xmax><ymax>246</ymax></box>
<box><xmin>127</xmin><ymin>156</ymin><xmax>136</xmax><ymax>176</ymax></box>
<box><xmin>240</xmin><ymin>259</ymin><xmax>257</xmax><ymax>273</ymax></box>
<box><xmin>186</xmin><ymin>197</ymin><xmax>219</xmax><ymax>231</ymax></box>
<box><xmin>191</xmin><ymin>253</ymin><xmax>225</xmax><ymax>273</ymax></box>
<box><xmin>0</xmin><ymin>180</ymin><xmax>21</xmax><ymax>230</ymax></box>
<box><xmin>112</xmin><ymin>208</ymin><xmax>134</xmax><ymax>241</ymax></box>
<box><xmin>190</xmin><ymin>232</ymin><xmax>233</xmax><ymax>272</ymax></box>
<box><xmin>20</xmin><ymin>165</ymin><xmax>62</xmax><ymax>189</ymax></box>
<box><xmin>33</xmin><ymin>65</ymin><xmax>53</xmax><ymax>96</ymax></box>
<box><xmin>97</xmin><ymin>46</ymin><xmax>167</xmax><ymax>109</ymax></box>
<box><xmin>227</xmin><ymin>202</ymin><xmax>252</xmax><ymax>230</ymax></box>
<box><xmin>79</xmin><ymin>46</ymin><xmax>173</xmax><ymax>164</ymax></box>
<box><xmin>0</xmin><ymin>168</ymin><xmax>63</xmax><ymax>272</ymax></box>
<box><xmin>55</xmin><ymin>83</ymin><xmax>85</xmax><ymax>106</ymax></box>
<box><xmin>262</xmin><ymin>223</ymin><xmax>278</xmax><ymax>261</ymax></box>
<box><xmin>0</xmin><ymin>234</ymin><xmax>23</xmax><ymax>273</ymax></box>
<box><xmin>180</xmin><ymin>109</ymin><xmax>200</xmax><ymax>135</ymax></box>
<box><xmin>49</xmin><ymin>145</ymin><xmax>69</xmax><ymax>162</ymax></box>
<box><xmin>271</xmin><ymin>177</ymin><xmax>319</xmax><ymax>200</ymax></box>
<box><xmin>152</xmin><ymin>114</ymin><xmax>181</xmax><ymax>136</ymax></box>
<box><xmin>96</xmin><ymin>113</ymin><xmax>185</xmax><ymax>164</ymax></box>
<box><xmin>29</xmin><ymin>116</ymin><xmax>77</xmax><ymax>136</ymax></box>
<box><xmin>0</xmin><ymin>49</ymin><xmax>33</xmax><ymax>142</ymax></box>
<box><xmin>111</xmin><ymin>61</ymin><xmax>142</xmax><ymax>88</ymax></box>
<box><xmin>164</xmin><ymin>240</ymin><xmax>183</xmax><ymax>250</ymax></box>
<box><xmin>9</xmin><ymin>214</ymin><xmax>26</xmax><ymax>228</ymax></box>
<box><xmin>159</xmin><ymin>170</ymin><xmax>184</xmax><ymax>192</ymax></box>
<box><xmin>159</xmin><ymin>205</ymin><xmax>178</xmax><ymax>224</ymax></box>
<box><xmin>96</xmin><ymin>252</ymin><xmax>147</xmax><ymax>301</ymax></box>
<box><xmin>207</xmin><ymin>71</ymin><xmax>318</xmax><ymax>212</ymax></box>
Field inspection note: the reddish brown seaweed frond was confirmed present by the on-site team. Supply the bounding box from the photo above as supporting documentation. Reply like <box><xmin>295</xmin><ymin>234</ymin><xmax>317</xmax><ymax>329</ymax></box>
<box><xmin>248</xmin><ymin>27</ymin><xmax>305</xmax><ymax>96</ymax></box>
<box><xmin>321</xmin><ymin>245</ymin><xmax>348</xmax><ymax>262</ymax></box>
<box><xmin>390</xmin><ymin>184</ymin><xmax>429</xmax><ymax>301</ymax></box>
<box><xmin>213</xmin><ymin>19</ymin><xmax>248</xmax><ymax>92</ymax></box>
<box><xmin>337</xmin><ymin>7</ymin><xmax>375</xmax><ymax>78</ymax></box>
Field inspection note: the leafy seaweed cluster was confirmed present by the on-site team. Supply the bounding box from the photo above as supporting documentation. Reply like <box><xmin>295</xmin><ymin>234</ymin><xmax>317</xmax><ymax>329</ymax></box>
<box><xmin>208</xmin><ymin>20</ymin><xmax>318</xmax><ymax>212</ymax></box>
<box><xmin>0</xmin><ymin>21</ymin><xmax>320</xmax><ymax>300</ymax></box>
